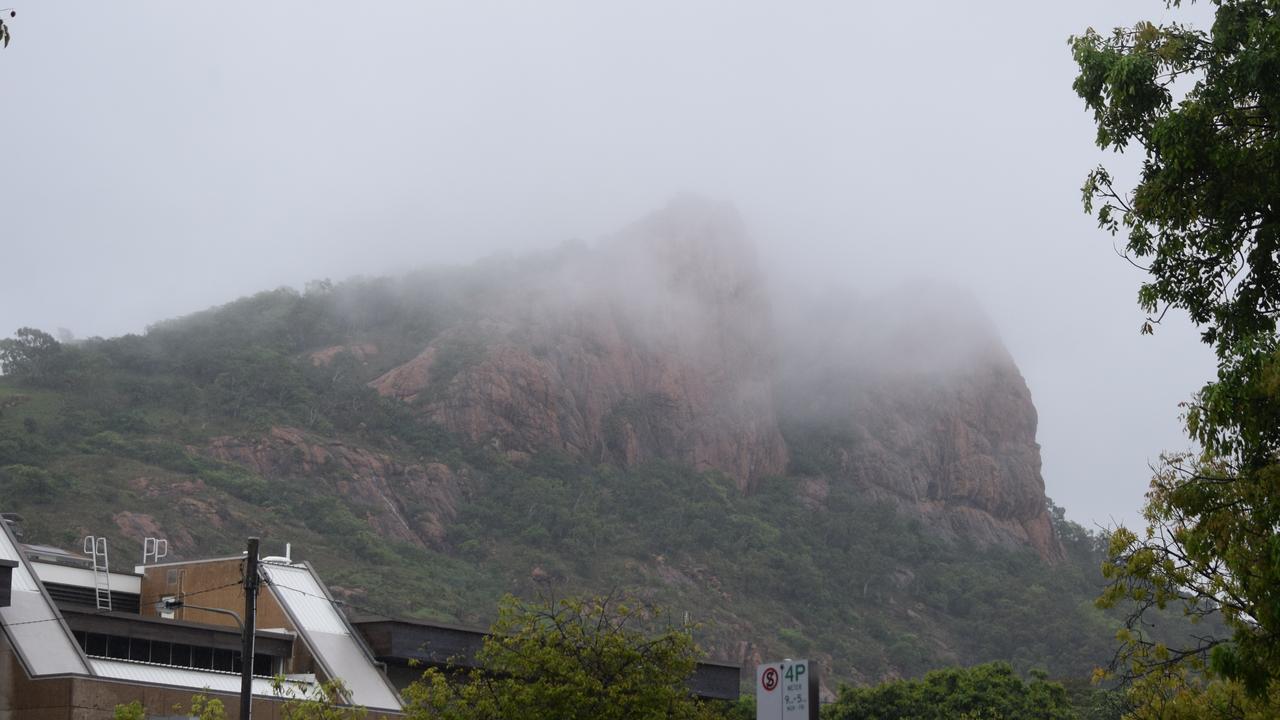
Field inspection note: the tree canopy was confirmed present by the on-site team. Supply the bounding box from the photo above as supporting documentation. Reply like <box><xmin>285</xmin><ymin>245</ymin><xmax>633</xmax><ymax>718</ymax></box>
<box><xmin>1073</xmin><ymin>0</ymin><xmax>1280</xmax><ymax>350</ymax></box>
<box><xmin>1071</xmin><ymin>0</ymin><xmax>1280</xmax><ymax>710</ymax></box>
<box><xmin>403</xmin><ymin>593</ymin><xmax>729</xmax><ymax>720</ymax></box>
<box><xmin>824</xmin><ymin>662</ymin><xmax>1077</xmax><ymax>720</ymax></box>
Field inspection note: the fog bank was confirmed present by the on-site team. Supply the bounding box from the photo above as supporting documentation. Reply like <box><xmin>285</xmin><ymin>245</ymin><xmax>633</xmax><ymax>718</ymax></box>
<box><xmin>0</xmin><ymin>1</ymin><xmax>1217</xmax><ymax>527</ymax></box>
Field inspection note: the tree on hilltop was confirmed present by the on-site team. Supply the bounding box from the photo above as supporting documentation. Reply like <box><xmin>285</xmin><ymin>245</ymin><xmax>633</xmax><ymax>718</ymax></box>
<box><xmin>0</xmin><ymin>328</ymin><xmax>63</xmax><ymax>382</ymax></box>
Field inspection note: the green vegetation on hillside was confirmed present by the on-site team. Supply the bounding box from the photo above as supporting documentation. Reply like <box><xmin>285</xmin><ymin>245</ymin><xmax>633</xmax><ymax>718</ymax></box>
<box><xmin>0</xmin><ymin>274</ymin><xmax>1173</xmax><ymax>689</ymax></box>
<box><xmin>452</xmin><ymin>453</ymin><xmax>1123</xmax><ymax>681</ymax></box>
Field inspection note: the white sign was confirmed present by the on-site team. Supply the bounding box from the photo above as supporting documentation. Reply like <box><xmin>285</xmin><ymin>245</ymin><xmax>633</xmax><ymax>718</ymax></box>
<box><xmin>756</xmin><ymin>659</ymin><xmax>815</xmax><ymax>720</ymax></box>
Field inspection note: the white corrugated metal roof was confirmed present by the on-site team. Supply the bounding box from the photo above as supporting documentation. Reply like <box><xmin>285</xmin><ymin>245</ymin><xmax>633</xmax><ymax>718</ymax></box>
<box><xmin>263</xmin><ymin>564</ymin><xmax>347</xmax><ymax>633</ymax></box>
<box><xmin>262</xmin><ymin>563</ymin><xmax>402</xmax><ymax>711</ymax></box>
<box><xmin>0</xmin><ymin>521</ymin><xmax>92</xmax><ymax>676</ymax></box>
<box><xmin>90</xmin><ymin>658</ymin><xmax>290</xmax><ymax>696</ymax></box>
<box><xmin>31</xmin><ymin>561</ymin><xmax>142</xmax><ymax>594</ymax></box>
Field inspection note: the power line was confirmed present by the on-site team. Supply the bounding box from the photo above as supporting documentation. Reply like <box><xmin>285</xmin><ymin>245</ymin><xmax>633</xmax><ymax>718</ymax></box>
<box><xmin>263</xmin><ymin>578</ymin><xmax>402</xmax><ymax>624</ymax></box>
<box><xmin>1</xmin><ymin>579</ymin><xmax>248</xmax><ymax>629</ymax></box>
<box><xmin>174</xmin><ymin>578</ymin><xmax>248</xmax><ymax>601</ymax></box>
<box><xmin>7</xmin><ymin>572</ymin><xmax>400</xmax><ymax>635</ymax></box>
<box><xmin>2</xmin><ymin>612</ymin><xmax>104</xmax><ymax>628</ymax></box>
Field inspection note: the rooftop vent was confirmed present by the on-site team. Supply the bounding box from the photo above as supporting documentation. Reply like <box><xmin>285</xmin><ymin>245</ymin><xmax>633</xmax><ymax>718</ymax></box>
<box><xmin>0</xmin><ymin>512</ymin><xmax>24</xmax><ymax>540</ymax></box>
<box><xmin>261</xmin><ymin>543</ymin><xmax>293</xmax><ymax>565</ymax></box>
<box><xmin>22</xmin><ymin>543</ymin><xmax>92</xmax><ymax>569</ymax></box>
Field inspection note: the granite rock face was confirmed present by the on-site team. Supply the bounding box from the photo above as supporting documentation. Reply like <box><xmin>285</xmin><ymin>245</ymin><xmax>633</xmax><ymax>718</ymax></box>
<box><xmin>371</xmin><ymin>198</ymin><xmax>789</xmax><ymax>491</ymax></box>
<box><xmin>778</xmin><ymin>286</ymin><xmax>1061</xmax><ymax>559</ymax></box>
<box><xmin>360</xmin><ymin>199</ymin><xmax>1060</xmax><ymax>558</ymax></box>
<box><xmin>833</xmin><ymin>360</ymin><xmax>1059</xmax><ymax>560</ymax></box>
<box><xmin>204</xmin><ymin>426</ymin><xmax>466</xmax><ymax>547</ymax></box>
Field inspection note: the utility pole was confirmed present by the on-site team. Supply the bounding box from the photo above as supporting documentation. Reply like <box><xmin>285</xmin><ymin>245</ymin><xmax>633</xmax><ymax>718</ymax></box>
<box><xmin>241</xmin><ymin>537</ymin><xmax>260</xmax><ymax>720</ymax></box>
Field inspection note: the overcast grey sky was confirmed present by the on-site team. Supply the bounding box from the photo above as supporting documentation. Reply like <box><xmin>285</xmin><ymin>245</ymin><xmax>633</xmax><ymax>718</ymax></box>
<box><xmin>0</xmin><ymin>2</ymin><xmax>1217</xmax><ymax>528</ymax></box>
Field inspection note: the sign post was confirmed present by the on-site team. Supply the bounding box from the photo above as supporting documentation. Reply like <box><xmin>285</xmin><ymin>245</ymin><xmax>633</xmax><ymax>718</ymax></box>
<box><xmin>756</xmin><ymin>659</ymin><xmax>818</xmax><ymax>720</ymax></box>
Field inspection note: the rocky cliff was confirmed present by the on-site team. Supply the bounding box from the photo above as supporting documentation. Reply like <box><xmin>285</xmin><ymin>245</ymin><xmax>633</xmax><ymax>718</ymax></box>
<box><xmin>778</xmin><ymin>285</ymin><xmax>1060</xmax><ymax>559</ymax></box>
<box><xmin>362</xmin><ymin>199</ymin><xmax>1060</xmax><ymax>559</ymax></box>
<box><xmin>371</xmin><ymin>198</ymin><xmax>789</xmax><ymax>491</ymax></box>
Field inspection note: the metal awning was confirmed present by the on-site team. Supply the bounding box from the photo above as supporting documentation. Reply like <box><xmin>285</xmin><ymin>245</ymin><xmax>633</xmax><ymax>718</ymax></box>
<box><xmin>61</xmin><ymin>606</ymin><xmax>295</xmax><ymax>657</ymax></box>
<box><xmin>90</xmin><ymin>657</ymin><xmax>290</xmax><ymax>697</ymax></box>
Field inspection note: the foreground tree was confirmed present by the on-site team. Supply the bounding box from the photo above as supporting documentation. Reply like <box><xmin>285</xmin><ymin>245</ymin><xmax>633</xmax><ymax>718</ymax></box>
<box><xmin>1117</xmin><ymin>665</ymin><xmax>1280</xmax><ymax>720</ymax></box>
<box><xmin>271</xmin><ymin>677</ymin><xmax>368</xmax><ymax>720</ymax></box>
<box><xmin>1071</xmin><ymin>0</ymin><xmax>1280</xmax><ymax>710</ymax></box>
<box><xmin>0</xmin><ymin>10</ymin><xmax>13</xmax><ymax>49</ymax></box>
<box><xmin>114</xmin><ymin>694</ymin><xmax>226</xmax><ymax>720</ymax></box>
<box><xmin>824</xmin><ymin>663</ymin><xmax>1077</xmax><ymax>720</ymax></box>
<box><xmin>403</xmin><ymin>593</ymin><xmax>728</xmax><ymax>720</ymax></box>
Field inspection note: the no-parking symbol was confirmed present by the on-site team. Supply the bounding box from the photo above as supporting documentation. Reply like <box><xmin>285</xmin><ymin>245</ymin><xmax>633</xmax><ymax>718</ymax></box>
<box><xmin>761</xmin><ymin>667</ymin><xmax>779</xmax><ymax>692</ymax></box>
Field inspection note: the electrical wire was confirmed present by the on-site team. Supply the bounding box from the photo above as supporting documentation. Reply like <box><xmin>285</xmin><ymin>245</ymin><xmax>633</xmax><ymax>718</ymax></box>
<box><xmin>261</xmin><ymin>577</ymin><xmax>404</xmax><ymax>624</ymax></box>
<box><xmin>2</xmin><ymin>579</ymin><xmax>249</xmax><ymax>628</ymax></box>
<box><xmin>173</xmin><ymin>578</ymin><xmax>247</xmax><ymax>601</ymax></box>
<box><xmin>5</xmin><ymin>560</ymin><xmax>395</xmax><ymax>631</ymax></box>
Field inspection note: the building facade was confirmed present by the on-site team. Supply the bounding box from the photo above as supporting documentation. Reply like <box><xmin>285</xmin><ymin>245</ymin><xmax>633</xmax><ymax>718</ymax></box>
<box><xmin>0</xmin><ymin>516</ymin><xmax>740</xmax><ymax>718</ymax></box>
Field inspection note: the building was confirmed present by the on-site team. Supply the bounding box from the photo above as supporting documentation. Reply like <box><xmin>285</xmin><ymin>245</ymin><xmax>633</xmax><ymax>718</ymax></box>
<box><xmin>0</xmin><ymin>516</ymin><xmax>740</xmax><ymax>718</ymax></box>
<box><xmin>351</xmin><ymin>615</ymin><xmax>740</xmax><ymax>701</ymax></box>
<box><xmin>0</xmin><ymin>517</ymin><xmax>402</xmax><ymax>719</ymax></box>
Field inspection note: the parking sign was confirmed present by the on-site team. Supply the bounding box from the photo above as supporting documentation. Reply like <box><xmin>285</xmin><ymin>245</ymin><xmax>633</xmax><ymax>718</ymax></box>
<box><xmin>756</xmin><ymin>659</ymin><xmax>817</xmax><ymax>720</ymax></box>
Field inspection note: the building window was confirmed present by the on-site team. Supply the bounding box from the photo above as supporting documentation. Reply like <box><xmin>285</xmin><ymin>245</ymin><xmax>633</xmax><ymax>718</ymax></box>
<box><xmin>71</xmin><ymin>631</ymin><xmax>277</xmax><ymax>675</ymax></box>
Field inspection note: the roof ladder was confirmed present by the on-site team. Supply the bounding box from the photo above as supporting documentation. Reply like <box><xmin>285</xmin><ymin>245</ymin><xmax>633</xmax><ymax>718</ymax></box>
<box><xmin>83</xmin><ymin>535</ymin><xmax>112</xmax><ymax>611</ymax></box>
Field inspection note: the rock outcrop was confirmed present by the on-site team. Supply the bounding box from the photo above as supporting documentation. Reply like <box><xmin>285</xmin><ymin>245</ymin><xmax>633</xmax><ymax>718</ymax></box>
<box><xmin>310</xmin><ymin>343</ymin><xmax>379</xmax><ymax>367</ymax></box>
<box><xmin>371</xmin><ymin>198</ymin><xmax>789</xmax><ymax>491</ymax></box>
<box><xmin>778</xmin><ymin>285</ymin><xmax>1062</xmax><ymax>560</ymax></box>
<box><xmin>364</xmin><ymin>200</ymin><xmax>1059</xmax><ymax>558</ymax></box>
<box><xmin>204</xmin><ymin>426</ymin><xmax>466</xmax><ymax>546</ymax></box>
<box><xmin>833</xmin><ymin>361</ymin><xmax>1059</xmax><ymax>559</ymax></box>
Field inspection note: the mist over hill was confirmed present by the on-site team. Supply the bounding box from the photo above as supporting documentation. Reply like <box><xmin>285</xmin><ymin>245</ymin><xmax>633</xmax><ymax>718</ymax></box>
<box><xmin>0</xmin><ymin>200</ymin><xmax>1163</xmax><ymax>688</ymax></box>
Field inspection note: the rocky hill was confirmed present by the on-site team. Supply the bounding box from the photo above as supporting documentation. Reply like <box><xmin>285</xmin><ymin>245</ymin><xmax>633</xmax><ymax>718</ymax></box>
<box><xmin>0</xmin><ymin>199</ymin><xmax>1119</xmax><ymax>686</ymax></box>
<box><xmin>366</xmin><ymin>198</ymin><xmax>1058</xmax><ymax>559</ymax></box>
<box><xmin>371</xmin><ymin>199</ymin><xmax>788</xmax><ymax>489</ymax></box>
